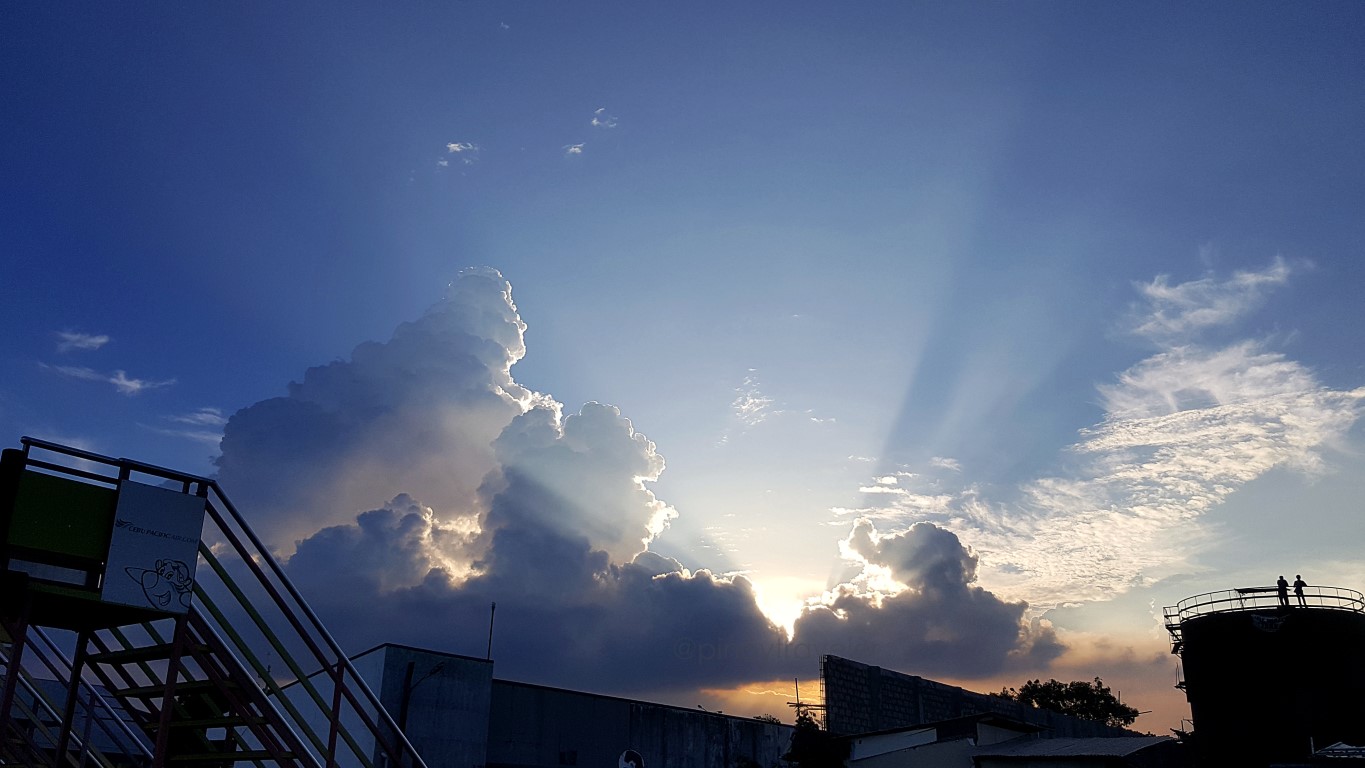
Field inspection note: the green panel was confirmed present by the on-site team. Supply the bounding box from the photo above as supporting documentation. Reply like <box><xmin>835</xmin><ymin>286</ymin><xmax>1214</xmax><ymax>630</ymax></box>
<box><xmin>7</xmin><ymin>470</ymin><xmax>116</xmax><ymax>561</ymax></box>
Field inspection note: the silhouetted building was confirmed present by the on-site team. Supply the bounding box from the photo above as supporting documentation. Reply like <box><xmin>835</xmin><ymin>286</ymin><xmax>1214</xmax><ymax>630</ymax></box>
<box><xmin>1164</xmin><ymin>585</ymin><xmax>1365</xmax><ymax>767</ymax></box>
<box><xmin>287</xmin><ymin>643</ymin><xmax>794</xmax><ymax>768</ymax></box>
<box><xmin>821</xmin><ymin>656</ymin><xmax>1135</xmax><ymax>739</ymax></box>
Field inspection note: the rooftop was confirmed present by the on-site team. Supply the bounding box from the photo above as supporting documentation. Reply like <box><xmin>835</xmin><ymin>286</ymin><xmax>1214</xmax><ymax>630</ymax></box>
<box><xmin>973</xmin><ymin>735</ymin><xmax>1174</xmax><ymax>758</ymax></box>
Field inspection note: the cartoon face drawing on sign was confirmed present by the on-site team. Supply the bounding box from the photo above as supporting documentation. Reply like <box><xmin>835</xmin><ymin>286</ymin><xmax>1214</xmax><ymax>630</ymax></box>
<box><xmin>619</xmin><ymin>750</ymin><xmax>644</xmax><ymax>768</ymax></box>
<box><xmin>125</xmin><ymin>558</ymin><xmax>194</xmax><ymax>610</ymax></box>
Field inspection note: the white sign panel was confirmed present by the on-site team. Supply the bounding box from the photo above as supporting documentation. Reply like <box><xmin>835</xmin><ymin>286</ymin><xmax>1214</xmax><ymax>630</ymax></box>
<box><xmin>101</xmin><ymin>480</ymin><xmax>206</xmax><ymax>613</ymax></box>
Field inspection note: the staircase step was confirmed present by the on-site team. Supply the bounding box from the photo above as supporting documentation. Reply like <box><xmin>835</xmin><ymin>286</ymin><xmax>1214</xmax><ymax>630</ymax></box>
<box><xmin>166</xmin><ymin>715</ymin><xmax>266</xmax><ymax>729</ymax></box>
<box><xmin>117</xmin><ymin>679</ymin><xmax>237</xmax><ymax>699</ymax></box>
<box><xmin>88</xmin><ymin>643</ymin><xmax>211</xmax><ymax>665</ymax></box>
<box><xmin>87</xmin><ymin>643</ymin><xmax>175</xmax><ymax>665</ymax></box>
<box><xmin>168</xmin><ymin>750</ymin><xmax>293</xmax><ymax>762</ymax></box>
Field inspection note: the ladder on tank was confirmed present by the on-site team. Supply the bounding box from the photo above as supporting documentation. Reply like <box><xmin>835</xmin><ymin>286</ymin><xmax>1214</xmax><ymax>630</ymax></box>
<box><xmin>0</xmin><ymin>437</ymin><xmax>428</xmax><ymax>768</ymax></box>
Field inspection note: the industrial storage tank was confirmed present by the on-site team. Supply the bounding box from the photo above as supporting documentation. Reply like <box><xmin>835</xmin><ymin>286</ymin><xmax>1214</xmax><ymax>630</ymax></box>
<box><xmin>1164</xmin><ymin>584</ymin><xmax>1365</xmax><ymax>766</ymax></box>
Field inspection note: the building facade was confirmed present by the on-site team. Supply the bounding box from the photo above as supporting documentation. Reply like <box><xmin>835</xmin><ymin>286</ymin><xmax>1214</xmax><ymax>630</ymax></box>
<box><xmin>299</xmin><ymin>644</ymin><xmax>795</xmax><ymax>768</ymax></box>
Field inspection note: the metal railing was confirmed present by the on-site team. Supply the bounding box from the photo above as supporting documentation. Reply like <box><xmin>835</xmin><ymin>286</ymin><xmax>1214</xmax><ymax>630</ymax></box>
<box><xmin>12</xmin><ymin>436</ymin><xmax>430</xmax><ymax>768</ymax></box>
<box><xmin>1164</xmin><ymin>584</ymin><xmax>1365</xmax><ymax>633</ymax></box>
<box><xmin>0</xmin><ymin>629</ymin><xmax>151</xmax><ymax>768</ymax></box>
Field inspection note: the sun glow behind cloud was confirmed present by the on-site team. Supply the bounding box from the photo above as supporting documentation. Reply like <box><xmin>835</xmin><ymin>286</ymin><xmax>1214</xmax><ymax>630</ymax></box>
<box><xmin>750</xmin><ymin>574</ymin><xmax>828</xmax><ymax>637</ymax></box>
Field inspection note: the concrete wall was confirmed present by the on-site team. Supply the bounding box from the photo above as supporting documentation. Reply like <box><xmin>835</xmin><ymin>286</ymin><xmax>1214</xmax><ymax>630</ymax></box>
<box><xmin>372</xmin><ymin>645</ymin><xmax>494</xmax><ymax>768</ymax></box>
<box><xmin>279</xmin><ymin>644</ymin><xmax>493</xmax><ymax>768</ymax></box>
<box><xmin>487</xmin><ymin>680</ymin><xmax>792</xmax><ymax>768</ymax></box>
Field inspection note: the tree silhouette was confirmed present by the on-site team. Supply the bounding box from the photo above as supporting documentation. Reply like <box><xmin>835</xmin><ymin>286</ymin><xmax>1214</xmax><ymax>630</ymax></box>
<box><xmin>782</xmin><ymin>708</ymin><xmax>845</xmax><ymax>768</ymax></box>
<box><xmin>994</xmin><ymin>677</ymin><xmax>1139</xmax><ymax>728</ymax></box>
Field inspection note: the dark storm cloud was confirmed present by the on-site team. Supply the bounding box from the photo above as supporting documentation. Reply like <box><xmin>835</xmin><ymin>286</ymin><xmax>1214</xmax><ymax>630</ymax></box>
<box><xmin>284</xmin><ymin>494</ymin><xmax>788</xmax><ymax>692</ymax></box>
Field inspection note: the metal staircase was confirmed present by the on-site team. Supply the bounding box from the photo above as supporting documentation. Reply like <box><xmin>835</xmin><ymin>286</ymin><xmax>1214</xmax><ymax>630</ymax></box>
<box><xmin>1</xmin><ymin>437</ymin><xmax>429</xmax><ymax>768</ymax></box>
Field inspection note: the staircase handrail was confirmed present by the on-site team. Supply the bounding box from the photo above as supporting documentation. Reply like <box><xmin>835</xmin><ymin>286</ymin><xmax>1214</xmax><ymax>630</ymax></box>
<box><xmin>17</xmin><ymin>436</ymin><xmax>427</xmax><ymax>768</ymax></box>
<box><xmin>0</xmin><ymin>633</ymin><xmax>140</xmax><ymax>768</ymax></box>
<box><xmin>26</xmin><ymin>624</ymin><xmax>155</xmax><ymax>764</ymax></box>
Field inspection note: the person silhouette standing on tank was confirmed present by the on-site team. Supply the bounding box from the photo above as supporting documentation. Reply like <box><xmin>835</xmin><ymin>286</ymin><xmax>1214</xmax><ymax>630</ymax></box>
<box><xmin>1294</xmin><ymin>575</ymin><xmax>1307</xmax><ymax>606</ymax></box>
<box><xmin>1277</xmin><ymin>575</ymin><xmax>1289</xmax><ymax>607</ymax></box>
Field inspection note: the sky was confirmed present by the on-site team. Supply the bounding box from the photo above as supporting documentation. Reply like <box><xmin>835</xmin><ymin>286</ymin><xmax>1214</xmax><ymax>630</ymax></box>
<box><xmin>4</xmin><ymin>1</ymin><xmax>1365</xmax><ymax>735</ymax></box>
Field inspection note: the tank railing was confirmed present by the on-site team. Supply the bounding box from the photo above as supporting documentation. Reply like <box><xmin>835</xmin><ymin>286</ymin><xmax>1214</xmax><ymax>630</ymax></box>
<box><xmin>1166</xmin><ymin>585</ymin><xmax>1365</xmax><ymax>624</ymax></box>
<box><xmin>17</xmin><ymin>436</ymin><xmax>429</xmax><ymax>768</ymax></box>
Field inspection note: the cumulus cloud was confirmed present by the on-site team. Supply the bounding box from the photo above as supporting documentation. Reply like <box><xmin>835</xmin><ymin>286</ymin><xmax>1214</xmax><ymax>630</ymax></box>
<box><xmin>44</xmin><ymin>364</ymin><xmax>175</xmax><ymax>395</ymax></box>
<box><xmin>288</xmin><ymin>494</ymin><xmax>481</xmax><ymax>595</ymax></box>
<box><xmin>851</xmin><ymin>260</ymin><xmax>1363</xmax><ymax>611</ymax></box>
<box><xmin>212</xmin><ymin>267</ymin><xmax>1049</xmax><ymax>694</ymax></box>
<box><xmin>216</xmin><ymin>267</ymin><xmax>533</xmax><ymax>550</ymax></box>
<box><xmin>481</xmin><ymin>401</ymin><xmax>677</xmax><ymax>564</ymax></box>
<box><xmin>55</xmin><ymin>331</ymin><xmax>109</xmax><ymax>353</ymax></box>
<box><xmin>563</xmin><ymin>143</ymin><xmax>585</xmax><ymax>156</ymax></box>
<box><xmin>788</xmin><ymin>520</ymin><xmax>1063</xmax><ymax>677</ymax></box>
<box><xmin>846</xmin><ymin>519</ymin><xmax>978</xmax><ymax>588</ymax></box>
<box><xmin>288</xmin><ymin>503</ymin><xmax>788</xmax><ymax>691</ymax></box>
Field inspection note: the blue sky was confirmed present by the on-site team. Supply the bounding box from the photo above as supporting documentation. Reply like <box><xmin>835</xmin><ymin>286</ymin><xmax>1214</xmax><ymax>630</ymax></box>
<box><xmin>5</xmin><ymin>2</ymin><xmax>1365</xmax><ymax>732</ymax></box>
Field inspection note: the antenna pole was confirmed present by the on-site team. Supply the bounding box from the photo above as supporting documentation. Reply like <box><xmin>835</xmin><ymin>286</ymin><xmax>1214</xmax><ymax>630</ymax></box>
<box><xmin>486</xmin><ymin>602</ymin><xmax>497</xmax><ymax>660</ymax></box>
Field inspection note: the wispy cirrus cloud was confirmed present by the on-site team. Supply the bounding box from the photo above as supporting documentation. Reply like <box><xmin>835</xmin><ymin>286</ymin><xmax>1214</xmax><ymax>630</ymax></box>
<box><xmin>721</xmin><ymin>373</ymin><xmax>833</xmax><ymax>447</ymax></box>
<box><xmin>144</xmin><ymin>426</ymin><xmax>222</xmax><ymax>447</ymax></box>
<box><xmin>170</xmin><ymin>407</ymin><xmax>227</xmax><ymax>427</ymax></box>
<box><xmin>591</xmin><ymin>107</ymin><xmax>618</xmax><ymax>129</ymax></box>
<box><xmin>731</xmin><ymin>373</ymin><xmax>774</xmax><ymax>427</ymax></box>
<box><xmin>843</xmin><ymin>259</ymin><xmax>1363</xmax><ymax>611</ymax></box>
<box><xmin>1097</xmin><ymin>341</ymin><xmax>1318</xmax><ymax>418</ymax></box>
<box><xmin>444</xmin><ymin>142</ymin><xmax>480</xmax><ymax>166</ymax></box>
<box><xmin>563</xmin><ymin>143</ymin><xmax>585</xmax><ymax>156</ymax></box>
<box><xmin>931</xmin><ymin>456</ymin><xmax>962</xmax><ymax>472</ymax></box>
<box><xmin>146</xmin><ymin>407</ymin><xmax>229</xmax><ymax>445</ymax></box>
<box><xmin>1130</xmin><ymin>256</ymin><xmax>1290</xmax><ymax>340</ymax></box>
<box><xmin>44</xmin><ymin>364</ymin><xmax>175</xmax><ymax>396</ymax></box>
<box><xmin>55</xmin><ymin>331</ymin><xmax>110</xmax><ymax>353</ymax></box>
